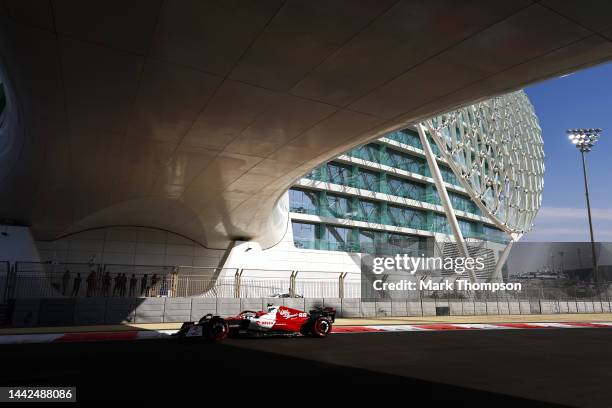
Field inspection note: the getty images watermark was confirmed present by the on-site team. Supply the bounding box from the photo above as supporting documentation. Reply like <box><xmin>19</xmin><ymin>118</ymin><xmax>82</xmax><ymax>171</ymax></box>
<box><xmin>361</xmin><ymin>253</ymin><xmax>522</xmax><ymax>299</ymax></box>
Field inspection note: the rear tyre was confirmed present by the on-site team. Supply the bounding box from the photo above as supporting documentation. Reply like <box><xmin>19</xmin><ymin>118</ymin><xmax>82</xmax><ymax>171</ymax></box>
<box><xmin>205</xmin><ymin>318</ymin><xmax>229</xmax><ymax>342</ymax></box>
<box><xmin>310</xmin><ymin>316</ymin><xmax>332</xmax><ymax>338</ymax></box>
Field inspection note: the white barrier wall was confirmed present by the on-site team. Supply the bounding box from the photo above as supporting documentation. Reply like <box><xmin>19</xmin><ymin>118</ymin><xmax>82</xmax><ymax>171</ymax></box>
<box><xmin>10</xmin><ymin>298</ymin><xmax>612</xmax><ymax>327</ymax></box>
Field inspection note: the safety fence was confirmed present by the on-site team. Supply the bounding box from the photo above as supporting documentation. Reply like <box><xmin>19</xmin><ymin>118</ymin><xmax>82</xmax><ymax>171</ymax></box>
<box><xmin>4</xmin><ymin>262</ymin><xmax>229</xmax><ymax>299</ymax></box>
<box><xmin>173</xmin><ymin>277</ymin><xmax>361</xmax><ymax>299</ymax></box>
<box><xmin>2</xmin><ymin>262</ymin><xmax>362</xmax><ymax>299</ymax></box>
<box><xmin>2</xmin><ymin>261</ymin><xmax>612</xmax><ymax>301</ymax></box>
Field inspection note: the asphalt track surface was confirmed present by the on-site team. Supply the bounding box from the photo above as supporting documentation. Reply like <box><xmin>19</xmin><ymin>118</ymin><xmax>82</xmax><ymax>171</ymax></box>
<box><xmin>1</xmin><ymin>329</ymin><xmax>611</xmax><ymax>406</ymax></box>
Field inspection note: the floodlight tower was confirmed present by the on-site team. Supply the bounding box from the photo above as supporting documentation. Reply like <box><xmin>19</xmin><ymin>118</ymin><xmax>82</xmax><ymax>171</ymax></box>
<box><xmin>567</xmin><ymin>128</ymin><xmax>602</xmax><ymax>283</ymax></box>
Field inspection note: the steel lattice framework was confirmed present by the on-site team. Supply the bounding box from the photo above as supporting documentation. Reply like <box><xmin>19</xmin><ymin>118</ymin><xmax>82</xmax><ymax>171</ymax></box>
<box><xmin>421</xmin><ymin>90</ymin><xmax>544</xmax><ymax>235</ymax></box>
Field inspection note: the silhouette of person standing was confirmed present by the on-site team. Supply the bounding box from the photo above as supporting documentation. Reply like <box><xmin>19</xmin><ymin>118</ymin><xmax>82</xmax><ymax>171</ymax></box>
<box><xmin>90</xmin><ymin>269</ymin><xmax>98</xmax><ymax>296</ymax></box>
<box><xmin>112</xmin><ymin>273</ymin><xmax>121</xmax><ymax>296</ymax></box>
<box><xmin>140</xmin><ymin>274</ymin><xmax>148</xmax><ymax>297</ymax></box>
<box><xmin>102</xmin><ymin>272</ymin><xmax>111</xmax><ymax>297</ymax></box>
<box><xmin>86</xmin><ymin>271</ymin><xmax>95</xmax><ymax>297</ymax></box>
<box><xmin>129</xmin><ymin>274</ymin><xmax>137</xmax><ymax>297</ymax></box>
<box><xmin>71</xmin><ymin>272</ymin><xmax>82</xmax><ymax>296</ymax></box>
<box><xmin>62</xmin><ymin>269</ymin><xmax>70</xmax><ymax>296</ymax></box>
<box><xmin>150</xmin><ymin>274</ymin><xmax>159</xmax><ymax>297</ymax></box>
<box><xmin>120</xmin><ymin>273</ymin><xmax>127</xmax><ymax>296</ymax></box>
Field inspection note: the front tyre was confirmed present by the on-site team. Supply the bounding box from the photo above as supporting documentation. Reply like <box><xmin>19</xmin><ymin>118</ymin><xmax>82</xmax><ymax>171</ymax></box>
<box><xmin>310</xmin><ymin>316</ymin><xmax>332</xmax><ymax>338</ymax></box>
<box><xmin>204</xmin><ymin>318</ymin><xmax>229</xmax><ymax>342</ymax></box>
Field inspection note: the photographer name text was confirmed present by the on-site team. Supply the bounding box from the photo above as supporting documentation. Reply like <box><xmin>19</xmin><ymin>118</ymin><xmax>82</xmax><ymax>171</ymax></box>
<box><xmin>372</xmin><ymin>279</ymin><xmax>522</xmax><ymax>293</ymax></box>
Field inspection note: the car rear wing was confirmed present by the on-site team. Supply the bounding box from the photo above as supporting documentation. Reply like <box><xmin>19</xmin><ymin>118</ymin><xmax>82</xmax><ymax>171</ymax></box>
<box><xmin>310</xmin><ymin>307</ymin><xmax>336</xmax><ymax>323</ymax></box>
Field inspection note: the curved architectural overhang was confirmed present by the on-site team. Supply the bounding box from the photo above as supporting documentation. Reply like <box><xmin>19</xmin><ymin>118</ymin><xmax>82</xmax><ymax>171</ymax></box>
<box><xmin>422</xmin><ymin>91</ymin><xmax>544</xmax><ymax>238</ymax></box>
<box><xmin>0</xmin><ymin>2</ymin><xmax>610</xmax><ymax>249</ymax></box>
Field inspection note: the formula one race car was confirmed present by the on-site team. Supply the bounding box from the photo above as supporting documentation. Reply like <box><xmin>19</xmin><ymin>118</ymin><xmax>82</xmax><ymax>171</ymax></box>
<box><xmin>173</xmin><ymin>305</ymin><xmax>336</xmax><ymax>341</ymax></box>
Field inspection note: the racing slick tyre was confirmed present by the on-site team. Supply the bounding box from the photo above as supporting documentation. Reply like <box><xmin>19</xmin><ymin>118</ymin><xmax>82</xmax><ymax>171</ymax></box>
<box><xmin>204</xmin><ymin>317</ymin><xmax>229</xmax><ymax>342</ymax></box>
<box><xmin>310</xmin><ymin>316</ymin><xmax>332</xmax><ymax>338</ymax></box>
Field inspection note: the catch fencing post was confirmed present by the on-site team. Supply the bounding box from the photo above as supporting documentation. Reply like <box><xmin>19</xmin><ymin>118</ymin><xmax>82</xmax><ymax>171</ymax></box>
<box><xmin>289</xmin><ymin>271</ymin><xmax>298</xmax><ymax>297</ymax></box>
<box><xmin>170</xmin><ymin>266</ymin><xmax>178</xmax><ymax>297</ymax></box>
<box><xmin>339</xmin><ymin>272</ymin><xmax>347</xmax><ymax>299</ymax></box>
<box><xmin>234</xmin><ymin>269</ymin><xmax>243</xmax><ymax>298</ymax></box>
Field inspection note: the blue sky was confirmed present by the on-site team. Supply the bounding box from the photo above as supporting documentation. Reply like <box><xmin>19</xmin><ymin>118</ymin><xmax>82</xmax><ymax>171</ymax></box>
<box><xmin>524</xmin><ymin>62</ymin><xmax>612</xmax><ymax>242</ymax></box>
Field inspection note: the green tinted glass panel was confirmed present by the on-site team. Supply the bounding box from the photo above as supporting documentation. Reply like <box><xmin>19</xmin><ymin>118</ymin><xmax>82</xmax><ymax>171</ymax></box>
<box><xmin>325</xmin><ymin>193</ymin><xmax>351</xmax><ymax>218</ymax></box>
<box><xmin>289</xmin><ymin>188</ymin><xmax>318</xmax><ymax>215</ymax></box>
<box><xmin>386</xmin><ymin>176</ymin><xmax>425</xmax><ymax>200</ymax></box>
<box><xmin>357</xmin><ymin>199</ymin><xmax>379</xmax><ymax>222</ymax></box>
<box><xmin>326</xmin><ymin>162</ymin><xmax>352</xmax><ymax>185</ymax></box>
<box><xmin>349</xmin><ymin>143</ymin><xmax>379</xmax><ymax>162</ymax></box>
<box><xmin>387</xmin><ymin>205</ymin><xmax>426</xmax><ymax>229</ymax></box>
<box><xmin>357</xmin><ymin>168</ymin><xmax>379</xmax><ymax>191</ymax></box>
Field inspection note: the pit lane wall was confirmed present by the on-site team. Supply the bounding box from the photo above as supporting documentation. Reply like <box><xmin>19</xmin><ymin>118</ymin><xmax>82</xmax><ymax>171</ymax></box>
<box><xmin>9</xmin><ymin>297</ymin><xmax>612</xmax><ymax>327</ymax></box>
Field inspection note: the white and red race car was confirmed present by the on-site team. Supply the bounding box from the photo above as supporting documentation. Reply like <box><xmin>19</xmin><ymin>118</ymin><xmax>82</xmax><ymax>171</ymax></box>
<box><xmin>173</xmin><ymin>305</ymin><xmax>336</xmax><ymax>341</ymax></box>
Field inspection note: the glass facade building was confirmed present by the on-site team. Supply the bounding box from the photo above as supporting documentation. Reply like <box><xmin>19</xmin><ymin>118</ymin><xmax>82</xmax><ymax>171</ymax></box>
<box><xmin>286</xmin><ymin>90</ymin><xmax>544</xmax><ymax>283</ymax></box>
<box><xmin>289</xmin><ymin>126</ymin><xmax>509</xmax><ymax>256</ymax></box>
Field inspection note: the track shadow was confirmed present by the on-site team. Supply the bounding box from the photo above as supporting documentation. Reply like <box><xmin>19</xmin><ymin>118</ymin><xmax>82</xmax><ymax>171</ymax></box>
<box><xmin>0</xmin><ymin>338</ymin><xmax>568</xmax><ymax>406</ymax></box>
